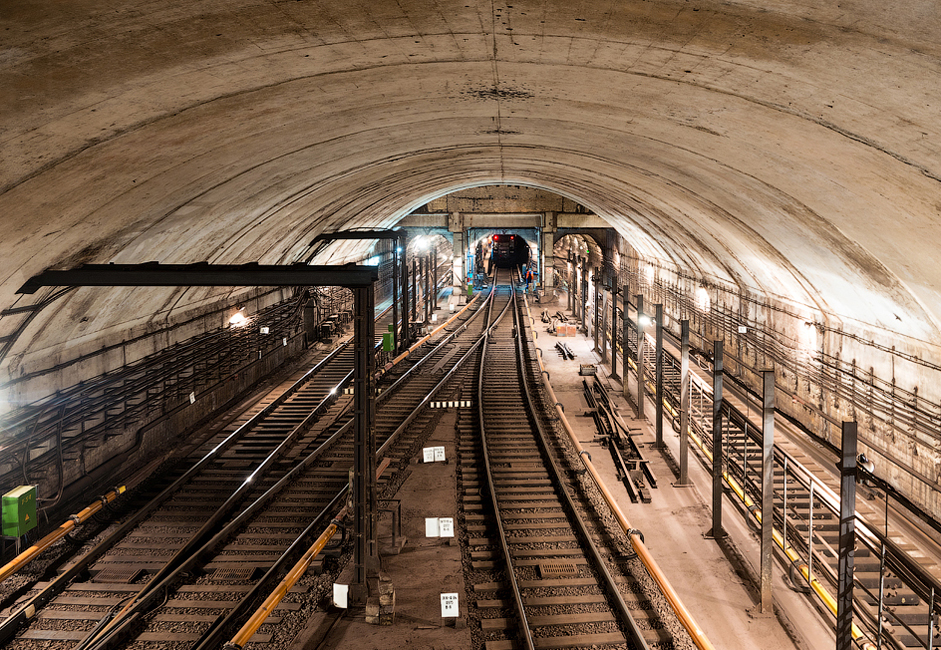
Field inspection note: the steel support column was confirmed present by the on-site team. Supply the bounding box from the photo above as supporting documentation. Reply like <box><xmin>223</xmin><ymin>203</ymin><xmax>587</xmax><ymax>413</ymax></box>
<box><xmin>611</xmin><ymin>284</ymin><xmax>618</xmax><ymax>379</ymax></box>
<box><xmin>654</xmin><ymin>303</ymin><xmax>664</xmax><ymax>449</ymax></box>
<box><xmin>432</xmin><ymin>249</ymin><xmax>438</xmax><ymax>313</ymax></box>
<box><xmin>836</xmin><ymin>421</ymin><xmax>858</xmax><ymax>650</ymax></box>
<box><xmin>707</xmin><ymin>339</ymin><xmax>725</xmax><ymax>538</ymax></box>
<box><xmin>581</xmin><ymin>260</ymin><xmax>588</xmax><ymax>334</ymax></box>
<box><xmin>399</xmin><ymin>238</ymin><xmax>408</xmax><ymax>352</ymax></box>
<box><xmin>635</xmin><ymin>294</ymin><xmax>645</xmax><ymax>420</ymax></box>
<box><xmin>760</xmin><ymin>370</ymin><xmax>775</xmax><ymax>613</ymax></box>
<box><xmin>677</xmin><ymin>320</ymin><xmax>691</xmax><ymax>486</ymax></box>
<box><xmin>350</xmin><ymin>286</ymin><xmax>379</xmax><ymax>603</ymax></box>
<box><xmin>391</xmin><ymin>246</ymin><xmax>399</xmax><ymax>354</ymax></box>
<box><xmin>411</xmin><ymin>259</ymin><xmax>417</xmax><ymax>322</ymax></box>
<box><xmin>593</xmin><ymin>269</ymin><xmax>601</xmax><ymax>354</ymax></box>
<box><xmin>622</xmin><ymin>293</ymin><xmax>631</xmax><ymax>401</ymax></box>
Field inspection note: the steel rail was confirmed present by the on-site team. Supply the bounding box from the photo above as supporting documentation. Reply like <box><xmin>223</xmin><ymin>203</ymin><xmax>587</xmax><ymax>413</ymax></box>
<box><xmin>0</xmin><ymin>318</ymin><xmax>377</xmax><ymax>644</ymax></box>
<box><xmin>76</xmin><ymin>367</ymin><xmax>356</xmax><ymax>650</ymax></box>
<box><xmin>521</xmin><ymin>293</ymin><xmax>716</xmax><ymax>650</ymax></box>
<box><xmin>81</xmin><ymin>284</ymin><xmax>485</xmax><ymax>649</ymax></box>
<box><xmin>0</xmin><ymin>487</ymin><xmax>125</xmax><ymax>584</ymax></box>
<box><xmin>476</xmin><ymin>278</ymin><xmax>535</xmax><ymax>650</ymax></box>
<box><xmin>513</xmin><ymin>286</ymin><xmax>652</xmax><ymax>649</ymax></box>
<box><xmin>220</xmin><ymin>291</ymin><xmax>500</xmax><ymax>647</ymax></box>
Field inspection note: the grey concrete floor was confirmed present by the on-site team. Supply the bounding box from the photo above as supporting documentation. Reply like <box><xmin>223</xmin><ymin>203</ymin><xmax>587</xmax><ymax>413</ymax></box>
<box><xmin>534</xmin><ymin>299</ymin><xmax>835</xmax><ymax>650</ymax></box>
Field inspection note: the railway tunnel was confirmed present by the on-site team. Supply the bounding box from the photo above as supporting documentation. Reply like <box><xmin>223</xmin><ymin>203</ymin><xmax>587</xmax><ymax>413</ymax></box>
<box><xmin>2</xmin><ymin>1</ymin><xmax>941</xmax><ymax>649</ymax></box>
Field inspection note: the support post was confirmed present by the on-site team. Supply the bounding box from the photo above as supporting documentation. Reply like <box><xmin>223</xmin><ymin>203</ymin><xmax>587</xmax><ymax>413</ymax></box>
<box><xmin>351</xmin><ymin>285</ymin><xmax>378</xmax><ymax>603</ymax></box>
<box><xmin>635</xmin><ymin>294</ymin><xmax>645</xmax><ymax>420</ymax></box>
<box><xmin>611</xmin><ymin>284</ymin><xmax>619</xmax><ymax>379</ymax></box>
<box><xmin>432</xmin><ymin>248</ymin><xmax>438</xmax><ymax>311</ymax></box>
<box><xmin>760</xmin><ymin>369</ymin><xmax>775</xmax><ymax>614</ymax></box>
<box><xmin>581</xmin><ymin>260</ymin><xmax>588</xmax><ymax>333</ymax></box>
<box><xmin>424</xmin><ymin>254</ymin><xmax>430</xmax><ymax>322</ymax></box>
<box><xmin>654</xmin><ymin>303</ymin><xmax>664</xmax><ymax>449</ymax></box>
<box><xmin>707</xmin><ymin>339</ymin><xmax>725</xmax><ymax>538</ymax></box>
<box><xmin>622</xmin><ymin>292</ymin><xmax>631</xmax><ymax>401</ymax></box>
<box><xmin>391</xmin><ymin>245</ymin><xmax>399</xmax><ymax>354</ymax></box>
<box><xmin>411</xmin><ymin>259</ymin><xmax>417</xmax><ymax>322</ymax></box>
<box><xmin>677</xmin><ymin>320</ymin><xmax>691</xmax><ymax>486</ymax></box>
<box><xmin>593</xmin><ymin>269</ymin><xmax>601</xmax><ymax>355</ymax></box>
<box><xmin>400</xmin><ymin>236</ymin><xmax>408</xmax><ymax>352</ymax></box>
<box><xmin>836</xmin><ymin>421</ymin><xmax>858</xmax><ymax>650</ymax></box>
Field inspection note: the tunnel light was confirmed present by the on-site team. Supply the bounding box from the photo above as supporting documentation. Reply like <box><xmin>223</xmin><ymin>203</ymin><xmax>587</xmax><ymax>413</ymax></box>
<box><xmin>397</xmin><ymin>247</ymin><xmax>402</xmax><ymax>253</ymax></box>
<box><xmin>638</xmin><ymin>314</ymin><xmax>653</xmax><ymax>327</ymax></box>
<box><xmin>858</xmin><ymin>454</ymin><xmax>875</xmax><ymax>473</ymax></box>
<box><xmin>415</xmin><ymin>236</ymin><xmax>428</xmax><ymax>251</ymax></box>
<box><xmin>229</xmin><ymin>308</ymin><xmax>248</xmax><ymax>327</ymax></box>
<box><xmin>695</xmin><ymin>287</ymin><xmax>710</xmax><ymax>312</ymax></box>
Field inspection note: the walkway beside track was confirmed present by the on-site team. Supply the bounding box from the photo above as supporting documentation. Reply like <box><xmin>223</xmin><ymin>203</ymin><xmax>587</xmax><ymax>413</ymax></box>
<box><xmin>534</xmin><ymin>300</ymin><xmax>832</xmax><ymax>650</ymax></box>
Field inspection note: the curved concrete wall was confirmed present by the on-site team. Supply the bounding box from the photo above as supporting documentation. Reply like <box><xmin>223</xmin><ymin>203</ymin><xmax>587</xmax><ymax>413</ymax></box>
<box><xmin>2</xmin><ymin>1</ymin><xmax>940</xmax><ymax>412</ymax></box>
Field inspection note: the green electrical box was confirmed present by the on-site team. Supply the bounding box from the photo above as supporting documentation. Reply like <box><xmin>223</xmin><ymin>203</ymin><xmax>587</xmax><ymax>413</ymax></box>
<box><xmin>3</xmin><ymin>485</ymin><xmax>37</xmax><ymax>538</ymax></box>
<box><xmin>382</xmin><ymin>332</ymin><xmax>395</xmax><ymax>352</ymax></box>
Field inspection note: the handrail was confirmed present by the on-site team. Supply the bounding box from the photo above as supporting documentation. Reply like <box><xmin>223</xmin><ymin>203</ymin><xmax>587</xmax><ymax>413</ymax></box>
<box><xmin>520</xmin><ymin>293</ymin><xmax>716</xmax><ymax>650</ymax></box>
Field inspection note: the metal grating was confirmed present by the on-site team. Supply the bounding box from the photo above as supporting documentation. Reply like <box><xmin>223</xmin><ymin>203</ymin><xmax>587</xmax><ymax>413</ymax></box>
<box><xmin>92</xmin><ymin>568</ymin><xmax>143</xmax><ymax>584</ymax></box>
<box><xmin>538</xmin><ymin>561</ymin><xmax>578</xmax><ymax>578</ymax></box>
<box><xmin>211</xmin><ymin>567</ymin><xmax>257</xmax><ymax>581</ymax></box>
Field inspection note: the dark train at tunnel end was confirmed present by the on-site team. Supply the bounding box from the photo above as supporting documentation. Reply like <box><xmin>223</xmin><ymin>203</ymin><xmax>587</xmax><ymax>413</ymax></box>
<box><xmin>490</xmin><ymin>233</ymin><xmax>531</xmax><ymax>269</ymax></box>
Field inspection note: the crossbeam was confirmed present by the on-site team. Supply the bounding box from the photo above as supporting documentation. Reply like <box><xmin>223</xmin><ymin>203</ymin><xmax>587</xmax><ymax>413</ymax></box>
<box><xmin>17</xmin><ymin>262</ymin><xmax>379</xmax><ymax>293</ymax></box>
<box><xmin>309</xmin><ymin>229</ymin><xmax>404</xmax><ymax>246</ymax></box>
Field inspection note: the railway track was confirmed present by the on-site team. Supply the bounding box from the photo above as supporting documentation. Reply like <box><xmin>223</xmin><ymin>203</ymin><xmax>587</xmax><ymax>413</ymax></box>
<box><xmin>0</xmin><ymin>284</ymin><xmax>504</xmax><ymax>650</ymax></box>
<box><xmin>466</xmin><ymin>273</ymin><xmax>671</xmax><ymax>650</ymax></box>
<box><xmin>613</xmin><ymin>303</ymin><xmax>941</xmax><ymax>650</ymax></box>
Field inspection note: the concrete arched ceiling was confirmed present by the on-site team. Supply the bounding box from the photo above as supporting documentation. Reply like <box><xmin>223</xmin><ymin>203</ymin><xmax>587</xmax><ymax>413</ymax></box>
<box><xmin>3</xmin><ymin>0</ymin><xmax>941</xmax><ymax>377</ymax></box>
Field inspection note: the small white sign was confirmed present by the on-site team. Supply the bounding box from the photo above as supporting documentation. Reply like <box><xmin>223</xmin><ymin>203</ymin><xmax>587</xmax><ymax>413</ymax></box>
<box><xmin>189</xmin><ymin>392</ymin><xmax>196</xmax><ymax>404</ymax></box>
<box><xmin>425</xmin><ymin>517</ymin><xmax>440</xmax><ymax>537</ymax></box>
<box><xmin>738</xmin><ymin>325</ymin><xmax>747</xmax><ymax>334</ymax></box>
<box><xmin>434</xmin><ymin>446</ymin><xmax>446</xmax><ymax>462</ymax></box>
<box><xmin>423</xmin><ymin>447</ymin><xmax>436</xmax><ymax>463</ymax></box>
<box><xmin>438</xmin><ymin>517</ymin><xmax>454</xmax><ymax>537</ymax></box>
<box><xmin>260</xmin><ymin>326</ymin><xmax>270</xmax><ymax>334</ymax></box>
<box><xmin>283</xmin><ymin>337</ymin><xmax>288</xmax><ymax>346</ymax></box>
<box><xmin>440</xmin><ymin>592</ymin><xmax>459</xmax><ymax>618</ymax></box>
<box><xmin>333</xmin><ymin>583</ymin><xmax>349</xmax><ymax>609</ymax></box>
<box><xmin>431</xmin><ymin>313</ymin><xmax>438</xmax><ymax>322</ymax></box>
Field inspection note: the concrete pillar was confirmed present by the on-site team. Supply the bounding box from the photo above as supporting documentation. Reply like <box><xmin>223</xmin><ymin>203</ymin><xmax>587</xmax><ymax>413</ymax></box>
<box><xmin>542</xmin><ymin>231</ymin><xmax>555</xmax><ymax>289</ymax></box>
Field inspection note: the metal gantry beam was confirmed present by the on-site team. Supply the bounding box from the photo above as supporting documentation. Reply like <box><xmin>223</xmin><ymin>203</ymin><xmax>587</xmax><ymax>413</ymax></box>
<box><xmin>18</xmin><ymin>262</ymin><xmax>380</xmax><ymax>294</ymax></box>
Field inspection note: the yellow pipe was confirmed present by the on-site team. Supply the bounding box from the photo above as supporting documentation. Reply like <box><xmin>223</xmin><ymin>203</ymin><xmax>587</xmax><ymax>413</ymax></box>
<box><xmin>521</xmin><ymin>296</ymin><xmax>716</xmax><ymax>650</ymax></box>
<box><xmin>685</xmin><ymin>428</ymin><xmax>876</xmax><ymax>650</ymax></box>
<box><xmin>0</xmin><ymin>486</ymin><xmax>125</xmax><ymax>584</ymax></box>
<box><xmin>386</xmin><ymin>290</ymin><xmax>482</xmax><ymax>370</ymax></box>
<box><xmin>227</xmin><ymin>458</ymin><xmax>392</xmax><ymax>648</ymax></box>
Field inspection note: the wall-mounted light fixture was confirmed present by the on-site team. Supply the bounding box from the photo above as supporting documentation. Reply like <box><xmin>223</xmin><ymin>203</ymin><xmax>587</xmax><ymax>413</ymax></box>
<box><xmin>228</xmin><ymin>307</ymin><xmax>248</xmax><ymax>327</ymax></box>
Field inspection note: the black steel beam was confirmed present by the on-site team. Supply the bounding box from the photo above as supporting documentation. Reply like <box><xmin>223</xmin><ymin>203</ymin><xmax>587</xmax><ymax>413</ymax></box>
<box><xmin>18</xmin><ymin>263</ymin><xmax>379</xmax><ymax>293</ymax></box>
<box><xmin>309</xmin><ymin>230</ymin><xmax>403</xmax><ymax>246</ymax></box>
